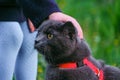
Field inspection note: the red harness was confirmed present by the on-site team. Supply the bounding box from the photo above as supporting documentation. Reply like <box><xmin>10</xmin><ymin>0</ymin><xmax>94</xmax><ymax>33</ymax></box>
<box><xmin>58</xmin><ymin>57</ymin><xmax>104</xmax><ymax>80</ymax></box>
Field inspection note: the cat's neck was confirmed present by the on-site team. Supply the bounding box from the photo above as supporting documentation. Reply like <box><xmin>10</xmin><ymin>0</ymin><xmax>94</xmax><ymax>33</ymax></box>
<box><xmin>52</xmin><ymin>38</ymin><xmax>91</xmax><ymax>65</ymax></box>
<box><xmin>73</xmin><ymin>38</ymin><xmax>91</xmax><ymax>60</ymax></box>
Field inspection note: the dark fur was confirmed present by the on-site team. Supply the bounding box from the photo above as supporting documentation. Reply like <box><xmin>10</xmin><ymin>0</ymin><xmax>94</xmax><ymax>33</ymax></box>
<box><xmin>35</xmin><ymin>20</ymin><xmax>120</xmax><ymax>80</ymax></box>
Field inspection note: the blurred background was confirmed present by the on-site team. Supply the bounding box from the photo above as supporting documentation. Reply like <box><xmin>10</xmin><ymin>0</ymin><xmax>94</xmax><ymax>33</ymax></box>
<box><xmin>37</xmin><ymin>0</ymin><xmax>120</xmax><ymax>80</ymax></box>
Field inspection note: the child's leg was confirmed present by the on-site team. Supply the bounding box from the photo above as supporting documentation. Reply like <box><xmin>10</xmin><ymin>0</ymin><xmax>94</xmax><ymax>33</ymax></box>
<box><xmin>0</xmin><ymin>22</ymin><xmax>23</xmax><ymax>80</ymax></box>
<box><xmin>15</xmin><ymin>21</ymin><xmax>38</xmax><ymax>80</ymax></box>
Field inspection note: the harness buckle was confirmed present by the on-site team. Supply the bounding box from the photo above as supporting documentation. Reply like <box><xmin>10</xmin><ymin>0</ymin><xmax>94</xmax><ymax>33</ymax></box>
<box><xmin>95</xmin><ymin>68</ymin><xmax>100</xmax><ymax>77</ymax></box>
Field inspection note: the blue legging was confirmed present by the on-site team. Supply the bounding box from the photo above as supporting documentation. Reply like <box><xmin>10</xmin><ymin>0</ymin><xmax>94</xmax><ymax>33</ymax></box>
<box><xmin>0</xmin><ymin>21</ymin><xmax>38</xmax><ymax>80</ymax></box>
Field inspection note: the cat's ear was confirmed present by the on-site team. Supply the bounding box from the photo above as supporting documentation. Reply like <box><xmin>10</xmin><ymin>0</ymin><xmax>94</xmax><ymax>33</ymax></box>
<box><xmin>62</xmin><ymin>21</ymin><xmax>77</xmax><ymax>39</ymax></box>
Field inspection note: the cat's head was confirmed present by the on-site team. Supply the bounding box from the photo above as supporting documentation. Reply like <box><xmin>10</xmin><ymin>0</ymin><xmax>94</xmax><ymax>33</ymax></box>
<box><xmin>35</xmin><ymin>20</ymin><xmax>90</xmax><ymax>64</ymax></box>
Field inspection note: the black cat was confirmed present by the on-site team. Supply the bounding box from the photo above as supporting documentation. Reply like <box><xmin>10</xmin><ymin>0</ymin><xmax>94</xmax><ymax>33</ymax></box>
<box><xmin>35</xmin><ymin>20</ymin><xmax>120</xmax><ymax>80</ymax></box>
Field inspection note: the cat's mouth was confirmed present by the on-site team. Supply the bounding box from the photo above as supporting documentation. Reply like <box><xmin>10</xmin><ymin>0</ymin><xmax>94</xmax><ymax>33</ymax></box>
<box><xmin>34</xmin><ymin>43</ymin><xmax>45</xmax><ymax>54</ymax></box>
<box><xmin>34</xmin><ymin>42</ymin><xmax>39</xmax><ymax>49</ymax></box>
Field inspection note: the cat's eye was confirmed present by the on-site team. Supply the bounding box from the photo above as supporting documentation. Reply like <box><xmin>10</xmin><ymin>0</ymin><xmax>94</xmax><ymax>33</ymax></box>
<box><xmin>47</xmin><ymin>34</ymin><xmax>53</xmax><ymax>39</ymax></box>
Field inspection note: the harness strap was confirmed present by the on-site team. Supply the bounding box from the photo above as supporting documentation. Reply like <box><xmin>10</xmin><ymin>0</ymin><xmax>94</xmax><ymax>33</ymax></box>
<box><xmin>58</xmin><ymin>57</ymin><xmax>104</xmax><ymax>80</ymax></box>
<box><xmin>58</xmin><ymin>62</ymin><xmax>77</xmax><ymax>69</ymax></box>
<box><xmin>83</xmin><ymin>58</ymin><xmax>104</xmax><ymax>80</ymax></box>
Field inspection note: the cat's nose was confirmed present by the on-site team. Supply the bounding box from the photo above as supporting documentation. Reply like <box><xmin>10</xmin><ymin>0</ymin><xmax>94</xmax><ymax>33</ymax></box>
<box><xmin>34</xmin><ymin>40</ymin><xmax>40</xmax><ymax>49</ymax></box>
<box><xmin>35</xmin><ymin>39</ymin><xmax>39</xmax><ymax>44</ymax></box>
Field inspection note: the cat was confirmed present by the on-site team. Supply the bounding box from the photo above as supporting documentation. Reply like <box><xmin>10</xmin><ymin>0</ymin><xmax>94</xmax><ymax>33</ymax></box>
<box><xmin>35</xmin><ymin>20</ymin><xmax>120</xmax><ymax>80</ymax></box>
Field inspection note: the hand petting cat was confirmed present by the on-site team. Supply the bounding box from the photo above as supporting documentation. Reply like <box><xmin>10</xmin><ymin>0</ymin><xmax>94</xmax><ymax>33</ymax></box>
<box><xmin>49</xmin><ymin>12</ymin><xmax>83</xmax><ymax>39</ymax></box>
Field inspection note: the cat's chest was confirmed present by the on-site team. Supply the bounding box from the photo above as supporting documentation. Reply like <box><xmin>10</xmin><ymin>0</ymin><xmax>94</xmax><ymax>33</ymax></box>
<box><xmin>46</xmin><ymin>65</ymin><xmax>98</xmax><ymax>80</ymax></box>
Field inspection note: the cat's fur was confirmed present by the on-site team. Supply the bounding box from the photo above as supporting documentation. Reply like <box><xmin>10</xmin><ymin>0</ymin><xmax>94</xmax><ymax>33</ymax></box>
<box><xmin>35</xmin><ymin>20</ymin><xmax>120</xmax><ymax>80</ymax></box>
